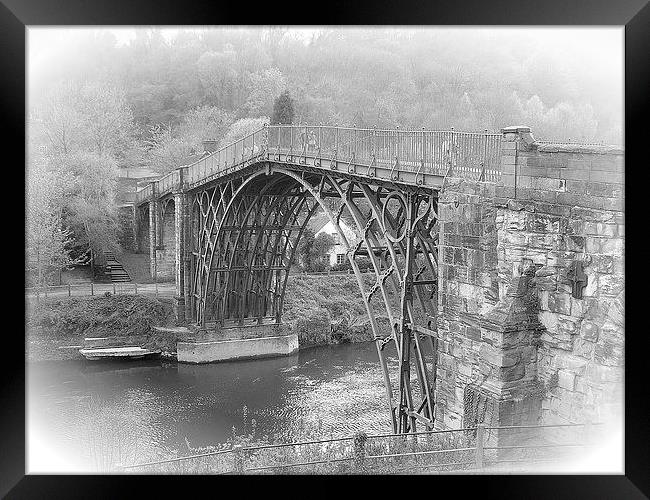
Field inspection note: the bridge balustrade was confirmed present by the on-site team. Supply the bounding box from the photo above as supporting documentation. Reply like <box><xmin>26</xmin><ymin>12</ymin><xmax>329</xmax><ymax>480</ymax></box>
<box><xmin>266</xmin><ymin>125</ymin><xmax>502</xmax><ymax>181</ymax></box>
<box><xmin>136</xmin><ymin>125</ymin><xmax>503</xmax><ymax>204</ymax></box>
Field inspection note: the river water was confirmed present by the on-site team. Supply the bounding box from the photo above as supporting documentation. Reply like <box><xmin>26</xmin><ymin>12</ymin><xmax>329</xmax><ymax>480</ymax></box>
<box><xmin>28</xmin><ymin>342</ymin><xmax>400</xmax><ymax>472</ymax></box>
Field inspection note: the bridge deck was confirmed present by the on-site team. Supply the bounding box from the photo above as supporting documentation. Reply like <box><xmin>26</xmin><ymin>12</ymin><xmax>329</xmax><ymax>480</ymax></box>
<box><xmin>136</xmin><ymin>125</ymin><xmax>502</xmax><ymax>203</ymax></box>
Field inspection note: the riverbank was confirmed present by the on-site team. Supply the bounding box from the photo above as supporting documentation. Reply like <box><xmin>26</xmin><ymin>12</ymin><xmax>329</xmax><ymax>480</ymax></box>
<box><xmin>27</xmin><ymin>294</ymin><xmax>177</xmax><ymax>362</ymax></box>
<box><xmin>283</xmin><ymin>273</ymin><xmax>392</xmax><ymax>348</ymax></box>
<box><xmin>26</xmin><ymin>274</ymin><xmax>393</xmax><ymax>362</ymax></box>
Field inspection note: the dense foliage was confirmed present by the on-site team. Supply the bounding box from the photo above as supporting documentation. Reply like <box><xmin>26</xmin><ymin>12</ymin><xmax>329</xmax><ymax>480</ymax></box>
<box><xmin>271</xmin><ymin>91</ymin><xmax>295</xmax><ymax>125</ymax></box>
<box><xmin>295</xmin><ymin>229</ymin><xmax>335</xmax><ymax>272</ymax></box>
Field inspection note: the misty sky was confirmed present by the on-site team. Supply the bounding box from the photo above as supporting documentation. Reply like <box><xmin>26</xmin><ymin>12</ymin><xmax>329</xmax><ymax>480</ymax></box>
<box><xmin>28</xmin><ymin>26</ymin><xmax>623</xmax><ymax>88</ymax></box>
<box><xmin>26</xmin><ymin>27</ymin><xmax>624</xmax><ymax>143</ymax></box>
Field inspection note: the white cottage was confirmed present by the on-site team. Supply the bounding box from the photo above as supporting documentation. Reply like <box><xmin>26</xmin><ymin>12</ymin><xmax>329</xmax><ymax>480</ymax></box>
<box><xmin>313</xmin><ymin>217</ymin><xmax>357</xmax><ymax>267</ymax></box>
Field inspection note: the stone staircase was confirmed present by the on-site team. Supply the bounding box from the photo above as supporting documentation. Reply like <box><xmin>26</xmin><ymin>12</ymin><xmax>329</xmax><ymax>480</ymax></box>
<box><xmin>104</xmin><ymin>251</ymin><xmax>131</xmax><ymax>282</ymax></box>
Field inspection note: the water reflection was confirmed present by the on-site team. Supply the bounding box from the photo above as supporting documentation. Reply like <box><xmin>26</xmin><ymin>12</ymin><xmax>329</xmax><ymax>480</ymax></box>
<box><xmin>28</xmin><ymin>343</ymin><xmax>398</xmax><ymax>472</ymax></box>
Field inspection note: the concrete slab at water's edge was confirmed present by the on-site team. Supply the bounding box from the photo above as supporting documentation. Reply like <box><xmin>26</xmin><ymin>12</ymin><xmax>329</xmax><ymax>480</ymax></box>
<box><xmin>177</xmin><ymin>333</ymin><xmax>299</xmax><ymax>363</ymax></box>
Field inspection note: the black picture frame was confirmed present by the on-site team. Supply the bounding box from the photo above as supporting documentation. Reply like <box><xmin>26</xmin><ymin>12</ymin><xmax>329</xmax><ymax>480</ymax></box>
<box><xmin>3</xmin><ymin>0</ymin><xmax>647</xmax><ymax>497</ymax></box>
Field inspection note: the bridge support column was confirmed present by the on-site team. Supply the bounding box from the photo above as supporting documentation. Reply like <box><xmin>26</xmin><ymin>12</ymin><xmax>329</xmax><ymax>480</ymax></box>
<box><xmin>133</xmin><ymin>205</ymin><xmax>141</xmax><ymax>253</ymax></box>
<box><xmin>148</xmin><ymin>199</ymin><xmax>158</xmax><ymax>279</ymax></box>
<box><xmin>436</xmin><ymin>173</ymin><xmax>542</xmax><ymax>437</ymax></box>
<box><xmin>472</xmin><ymin>260</ymin><xmax>543</xmax><ymax>448</ymax></box>
<box><xmin>173</xmin><ymin>191</ymin><xmax>186</xmax><ymax>322</ymax></box>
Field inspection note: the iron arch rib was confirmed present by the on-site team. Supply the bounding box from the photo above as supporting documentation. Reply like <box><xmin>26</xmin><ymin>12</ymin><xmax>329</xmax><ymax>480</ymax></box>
<box><xmin>186</xmin><ymin>163</ymin><xmax>439</xmax><ymax>435</ymax></box>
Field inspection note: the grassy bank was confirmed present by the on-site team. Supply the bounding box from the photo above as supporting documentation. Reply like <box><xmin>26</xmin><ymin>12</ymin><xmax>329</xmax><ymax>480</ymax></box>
<box><xmin>26</xmin><ymin>273</ymin><xmax>395</xmax><ymax>361</ymax></box>
<box><xmin>283</xmin><ymin>273</ymin><xmax>394</xmax><ymax>348</ymax></box>
<box><xmin>27</xmin><ymin>294</ymin><xmax>176</xmax><ymax>362</ymax></box>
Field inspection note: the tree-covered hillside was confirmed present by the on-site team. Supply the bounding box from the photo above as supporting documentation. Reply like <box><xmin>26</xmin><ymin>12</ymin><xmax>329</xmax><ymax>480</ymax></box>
<box><xmin>26</xmin><ymin>27</ymin><xmax>623</xmax><ymax>285</ymax></box>
<box><xmin>30</xmin><ymin>27</ymin><xmax>622</xmax><ymax>150</ymax></box>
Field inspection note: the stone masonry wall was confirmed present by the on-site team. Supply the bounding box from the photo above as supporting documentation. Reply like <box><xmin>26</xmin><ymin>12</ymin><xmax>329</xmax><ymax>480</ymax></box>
<box><xmin>496</xmin><ymin>135</ymin><xmax>624</xmax><ymax>429</ymax></box>
<box><xmin>118</xmin><ymin>205</ymin><xmax>137</xmax><ymax>253</ymax></box>
<box><xmin>435</xmin><ymin>126</ymin><xmax>624</xmax><ymax>436</ymax></box>
<box><xmin>156</xmin><ymin>203</ymin><xmax>176</xmax><ymax>280</ymax></box>
<box><xmin>436</xmin><ymin>178</ymin><xmax>500</xmax><ymax>430</ymax></box>
<box><xmin>138</xmin><ymin>206</ymin><xmax>150</xmax><ymax>255</ymax></box>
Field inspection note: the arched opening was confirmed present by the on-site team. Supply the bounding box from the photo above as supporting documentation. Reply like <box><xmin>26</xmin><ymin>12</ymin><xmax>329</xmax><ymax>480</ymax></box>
<box><xmin>156</xmin><ymin>198</ymin><xmax>176</xmax><ymax>281</ymax></box>
<box><xmin>136</xmin><ymin>204</ymin><xmax>150</xmax><ymax>255</ymax></box>
<box><xmin>187</xmin><ymin>164</ymin><xmax>440</xmax><ymax>433</ymax></box>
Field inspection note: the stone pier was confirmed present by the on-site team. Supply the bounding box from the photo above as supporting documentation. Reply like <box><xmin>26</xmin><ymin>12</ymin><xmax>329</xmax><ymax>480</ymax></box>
<box><xmin>435</xmin><ymin>125</ymin><xmax>624</xmax><ymax>439</ymax></box>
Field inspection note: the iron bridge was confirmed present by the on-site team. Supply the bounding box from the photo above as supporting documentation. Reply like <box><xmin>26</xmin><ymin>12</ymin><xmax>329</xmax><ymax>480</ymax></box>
<box><xmin>136</xmin><ymin>124</ymin><xmax>503</xmax><ymax>434</ymax></box>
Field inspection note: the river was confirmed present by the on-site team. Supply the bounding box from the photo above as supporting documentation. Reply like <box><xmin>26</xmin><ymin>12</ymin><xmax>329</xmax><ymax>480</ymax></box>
<box><xmin>27</xmin><ymin>342</ymin><xmax>400</xmax><ymax>472</ymax></box>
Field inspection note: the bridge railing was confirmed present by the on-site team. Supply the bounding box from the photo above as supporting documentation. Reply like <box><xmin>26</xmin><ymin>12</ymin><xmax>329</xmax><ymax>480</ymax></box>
<box><xmin>136</xmin><ymin>183</ymin><xmax>154</xmax><ymax>203</ymax></box>
<box><xmin>116</xmin><ymin>421</ymin><xmax>603</xmax><ymax>474</ymax></box>
<box><xmin>137</xmin><ymin>125</ymin><xmax>503</xmax><ymax>203</ymax></box>
<box><xmin>157</xmin><ymin>169</ymin><xmax>180</xmax><ymax>195</ymax></box>
<box><xmin>186</xmin><ymin>127</ymin><xmax>268</xmax><ymax>188</ymax></box>
<box><xmin>266</xmin><ymin>125</ymin><xmax>502</xmax><ymax>182</ymax></box>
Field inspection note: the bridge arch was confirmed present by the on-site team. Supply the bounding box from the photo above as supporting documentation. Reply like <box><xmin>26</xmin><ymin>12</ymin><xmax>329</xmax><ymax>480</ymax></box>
<box><xmin>156</xmin><ymin>197</ymin><xmax>176</xmax><ymax>280</ymax></box>
<box><xmin>187</xmin><ymin>162</ymin><xmax>440</xmax><ymax>433</ymax></box>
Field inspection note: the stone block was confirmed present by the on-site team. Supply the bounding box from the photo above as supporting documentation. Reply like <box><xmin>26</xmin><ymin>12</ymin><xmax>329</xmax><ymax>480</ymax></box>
<box><xmin>495</xmin><ymin>185</ymin><xmax>516</xmax><ymax>199</ymax></box>
<box><xmin>593</xmin><ymin>255</ymin><xmax>614</xmax><ymax>274</ymax></box>
<box><xmin>548</xmin><ymin>293</ymin><xmax>571</xmax><ymax>315</ymax></box>
<box><xmin>584</xmin><ymin>297</ymin><xmax>613</xmax><ymax>321</ymax></box>
<box><xmin>535</xmin><ymin>202</ymin><xmax>571</xmax><ymax>217</ymax></box>
<box><xmin>532</xmin><ymin>177</ymin><xmax>566</xmax><ymax>192</ymax></box>
<box><xmin>598</xmin><ymin>274</ymin><xmax>624</xmax><ymax>297</ymax></box>
<box><xmin>529</xmin><ymin>189</ymin><xmax>557</xmax><ymax>204</ymax></box>
<box><xmin>557</xmin><ymin>397</ymin><xmax>572</xmax><ymax>419</ymax></box>
<box><xmin>538</xmin><ymin>290</ymin><xmax>550</xmax><ymax>311</ymax></box>
<box><xmin>589</xmin><ymin>170</ymin><xmax>623</xmax><ymax>184</ymax></box>
<box><xmin>593</xmin><ymin>341</ymin><xmax>624</xmax><ymax>367</ymax></box>
<box><xmin>585</xmin><ymin>236</ymin><xmax>603</xmax><ymax>254</ymax></box>
<box><xmin>586</xmin><ymin>363</ymin><xmax>622</xmax><ymax>385</ymax></box>
<box><xmin>578</xmin><ymin>321</ymin><xmax>600</xmax><ymax>343</ymax></box>
<box><xmin>546</xmin><ymin>251</ymin><xmax>575</xmax><ymax>269</ymax></box>
<box><xmin>539</xmin><ymin>310</ymin><xmax>558</xmax><ymax>333</ymax></box>
<box><xmin>577</xmin><ymin>195</ymin><xmax>606</xmax><ymax>210</ymax></box>
<box><xmin>562</xmin><ymin>169</ymin><xmax>590</xmax><ymax>181</ymax></box>
<box><xmin>602</xmin><ymin>197</ymin><xmax>624</xmax><ymax>212</ymax></box>
<box><xmin>527</xmin><ymin>213</ymin><xmax>566</xmax><ymax>234</ymax></box>
<box><xmin>567</xmin><ymin>219</ymin><xmax>585</xmax><ymax>235</ymax></box>
<box><xmin>562</xmin><ymin>235</ymin><xmax>585</xmax><ymax>252</ymax></box>
<box><xmin>457</xmin><ymin>363</ymin><xmax>472</xmax><ymax>378</ymax></box>
<box><xmin>562</xmin><ymin>354</ymin><xmax>589</xmax><ymax>373</ymax></box>
<box><xmin>596</xmin><ymin>223</ymin><xmax>618</xmax><ymax>237</ymax></box>
<box><xmin>557</xmin><ymin>369</ymin><xmax>576</xmax><ymax>391</ymax></box>
<box><xmin>529</xmin><ymin>233</ymin><xmax>559</xmax><ymax>251</ymax></box>
<box><xmin>557</xmin><ymin>314</ymin><xmax>579</xmax><ymax>336</ymax></box>
<box><xmin>585</xmin><ymin>182</ymin><xmax>616</xmax><ymax>198</ymax></box>
<box><xmin>501</xmin><ymin>230</ymin><xmax>528</xmax><ymax>247</ymax></box>
<box><xmin>565</xmin><ymin>179</ymin><xmax>587</xmax><ymax>194</ymax></box>
<box><xmin>589</xmin><ymin>155</ymin><xmax>623</xmax><ymax>172</ymax></box>
<box><xmin>570</xmin><ymin>207</ymin><xmax>615</xmax><ymax>223</ymax></box>
<box><xmin>600</xmin><ymin>237</ymin><xmax>623</xmax><ymax>255</ymax></box>
<box><xmin>570</xmin><ymin>297</ymin><xmax>585</xmax><ymax>318</ymax></box>
<box><xmin>567</xmin><ymin>158</ymin><xmax>591</xmax><ymax>170</ymax></box>
<box><xmin>573</xmin><ymin>338</ymin><xmax>595</xmax><ymax>359</ymax></box>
